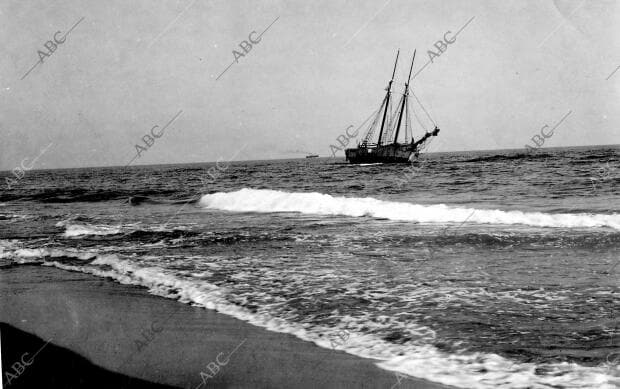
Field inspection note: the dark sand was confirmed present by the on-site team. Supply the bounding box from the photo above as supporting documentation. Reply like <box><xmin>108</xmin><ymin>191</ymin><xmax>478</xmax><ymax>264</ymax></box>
<box><xmin>1</xmin><ymin>323</ymin><xmax>177</xmax><ymax>389</ymax></box>
<box><xmin>0</xmin><ymin>265</ymin><xmax>453</xmax><ymax>388</ymax></box>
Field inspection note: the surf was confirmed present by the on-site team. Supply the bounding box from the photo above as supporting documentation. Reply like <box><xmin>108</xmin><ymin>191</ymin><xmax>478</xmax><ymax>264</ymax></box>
<box><xmin>198</xmin><ymin>188</ymin><xmax>620</xmax><ymax>230</ymax></box>
<box><xmin>2</xmin><ymin>245</ymin><xmax>615</xmax><ymax>389</ymax></box>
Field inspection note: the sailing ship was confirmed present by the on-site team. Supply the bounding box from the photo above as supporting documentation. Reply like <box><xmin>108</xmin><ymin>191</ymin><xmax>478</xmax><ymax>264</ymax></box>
<box><xmin>345</xmin><ymin>50</ymin><xmax>440</xmax><ymax>164</ymax></box>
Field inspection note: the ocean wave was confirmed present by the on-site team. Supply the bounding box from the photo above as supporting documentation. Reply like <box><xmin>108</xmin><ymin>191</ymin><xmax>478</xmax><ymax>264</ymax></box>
<box><xmin>0</xmin><ymin>245</ymin><xmax>98</xmax><ymax>263</ymax></box>
<box><xmin>0</xmin><ymin>213</ymin><xmax>33</xmax><ymax>221</ymax></box>
<box><xmin>199</xmin><ymin>189</ymin><xmax>620</xmax><ymax>230</ymax></box>
<box><xmin>0</xmin><ymin>188</ymin><xmax>183</xmax><ymax>203</ymax></box>
<box><xmin>16</xmin><ymin>252</ymin><xmax>615</xmax><ymax>388</ymax></box>
<box><xmin>125</xmin><ymin>196</ymin><xmax>200</xmax><ymax>206</ymax></box>
<box><xmin>463</xmin><ymin>152</ymin><xmax>554</xmax><ymax>163</ymax></box>
<box><xmin>53</xmin><ymin>220</ymin><xmax>292</xmax><ymax>246</ymax></box>
<box><xmin>57</xmin><ymin>222</ymin><xmax>122</xmax><ymax>237</ymax></box>
<box><xmin>378</xmin><ymin>230</ymin><xmax>620</xmax><ymax>249</ymax></box>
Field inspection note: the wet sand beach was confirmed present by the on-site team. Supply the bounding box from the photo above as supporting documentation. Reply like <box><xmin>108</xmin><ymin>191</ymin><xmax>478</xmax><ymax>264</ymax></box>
<box><xmin>0</xmin><ymin>265</ymin><xmax>452</xmax><ymax>389</ymax></box>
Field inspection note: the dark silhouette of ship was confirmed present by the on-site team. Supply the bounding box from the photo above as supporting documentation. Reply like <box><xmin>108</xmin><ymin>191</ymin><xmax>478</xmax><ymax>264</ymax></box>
<box><xmin>345</xmin><ymin>50</ymin><xmax>440</xmax><ymax>164</ymax></box>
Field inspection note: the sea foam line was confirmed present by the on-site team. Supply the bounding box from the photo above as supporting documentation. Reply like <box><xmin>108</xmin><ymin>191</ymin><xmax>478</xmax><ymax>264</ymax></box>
<box><xmin>35</xmin><ymin>254</ymin><xmax>617</xmax><ymax>389</ymax></box>
<box><xmin>1</xmin><ymin>242</ymin><xmax>615</xmax><ymax>388</ymax></box>
<box><xmin>199</xmin><ymin>188</ymin><xmax>620</xmax><ymax>230</ymax></box>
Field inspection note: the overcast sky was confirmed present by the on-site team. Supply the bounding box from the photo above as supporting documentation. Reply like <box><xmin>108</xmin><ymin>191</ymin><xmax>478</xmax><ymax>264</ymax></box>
<box><xmin>0</xmin><ymin>0</ymin><xmax>618</xmax><ymax>170</ymax></box>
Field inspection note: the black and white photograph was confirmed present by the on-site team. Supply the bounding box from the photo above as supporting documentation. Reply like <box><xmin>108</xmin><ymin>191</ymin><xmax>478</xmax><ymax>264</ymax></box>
<box><xmin>0</xmin><ymin>1</ymin><xmax>618</xmax><ymax>388</ymax></box>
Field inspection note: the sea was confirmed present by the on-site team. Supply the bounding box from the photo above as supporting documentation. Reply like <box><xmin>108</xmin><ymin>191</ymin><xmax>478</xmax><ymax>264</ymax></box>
<box><xmin>1</xmin><ymin>145</ymin><xmax>618</xmax><ymax>388</ymax></box>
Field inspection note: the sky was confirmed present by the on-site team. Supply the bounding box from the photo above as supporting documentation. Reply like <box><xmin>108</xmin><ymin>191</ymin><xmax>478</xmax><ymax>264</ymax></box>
<box><xmin>0</xmin><ymin>0</ymin><xmax>618</xmax><ymax>170</ymax></box>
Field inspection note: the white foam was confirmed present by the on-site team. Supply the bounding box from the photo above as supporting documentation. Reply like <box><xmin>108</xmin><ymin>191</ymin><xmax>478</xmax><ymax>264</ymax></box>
<box><xmin>378</xmin><ymin>353</ymin><xmax>616</xmax><ymax>388</ymax></box>
<box><xmin>199</xmin><ymin>188</ymin><xmax>620</xmax><ymax>230</ymax></box>
<box><xmin>0</xmin><ymin>239</ymin><xmax>20</xmax><ymax>251</ymax></box>
<box><xmin>0</xmin><ymin>246</ymin><xmax>98</xmax><ymax>261</ymax></box>
<box><xmin>0</xmin><ymin>213</ymin><xmax>31</xmax><ymax>220</ymax></box>
<box><xmin>34</xmin><ymin>254</ymin><xmax>618</xmax><ymax>389</ymax></box>
<box><xmin>59</xmin><ymin>223</ymin><xmax>121</xmax><ymax>237</ymax></box>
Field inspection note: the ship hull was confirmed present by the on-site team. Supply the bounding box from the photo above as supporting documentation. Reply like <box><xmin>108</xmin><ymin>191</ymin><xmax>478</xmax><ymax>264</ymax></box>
<box><xmin>345</xmin><ymin>143</ymin><xmax>416</xmax><ymax>164</ymax></box>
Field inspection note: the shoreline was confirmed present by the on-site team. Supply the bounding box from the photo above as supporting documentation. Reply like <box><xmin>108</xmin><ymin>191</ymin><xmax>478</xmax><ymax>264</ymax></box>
<box><xmin>1</xmin><ymin>323</ymin><xmax>177</xmax><ymax>389</ymax></box>
<box><xmin>0</xmin><ymin>265</ymin><xmax>452</xmax><ymax>388</ymax></box>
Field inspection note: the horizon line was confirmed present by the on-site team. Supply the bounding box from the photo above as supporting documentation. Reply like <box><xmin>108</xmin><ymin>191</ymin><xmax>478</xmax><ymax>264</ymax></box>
<box><xmin>1</xmin><ymin>143</ymin><xmax>618</xmax><ymax>174</ymax></box>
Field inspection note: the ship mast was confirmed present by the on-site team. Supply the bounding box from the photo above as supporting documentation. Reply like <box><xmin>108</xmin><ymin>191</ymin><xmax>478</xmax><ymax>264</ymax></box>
<box><xmin>393</xmin><ymin>50</ymin><xmax>415</xmax><ymax>144</ymax></box>
<box><xmin>377</xmin><ymin>50</ymin><xmax>399</xmax><ymax>145</ymax></box>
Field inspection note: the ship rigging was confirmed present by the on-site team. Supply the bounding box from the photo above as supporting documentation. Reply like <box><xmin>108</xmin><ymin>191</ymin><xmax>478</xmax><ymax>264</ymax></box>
<box><xmin>345</xmin><ymin>50</ymin><xmax>440</xmax><ymax>164</ymax></box>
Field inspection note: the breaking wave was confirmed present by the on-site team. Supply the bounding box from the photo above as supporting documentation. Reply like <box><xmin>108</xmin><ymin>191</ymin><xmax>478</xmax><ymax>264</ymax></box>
<box><xmin>199</xmin><ymin>189</ymin><xmax>620</xmax><ymax>230</ymax></box>
<box><xmin>0</xmin><ymin>243</ymin><xmax>615</xmax><ymax>389</ymax></box>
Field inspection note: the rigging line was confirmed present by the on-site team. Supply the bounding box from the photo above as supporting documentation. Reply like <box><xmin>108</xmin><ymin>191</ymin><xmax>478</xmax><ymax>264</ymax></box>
<box><xmin>411</xmin><ymin>103</ymin><xmax>428</xmax><ymax>133</ymax></box>
<box><xmin>420</xmin><ymin>136</ymin><xmax>434</xmax><ymax>152</ymax></box>
<box><xmin>390</xmin><ymin>94</ymin><xmax>405</xmax><ymax>123</ymax></box>
<box><xmin>384</xmin><ymin>98</ymin><xmax>395</xmax><ymax>144</ymax></box>
<box><xmin>355</xmin><ymin>104</ymin><xmax>381</xmax><ymax>141</ymax></box>
<box><xmin>410</xmin><ymin>90</ymin><xmax>437</xmax><ymax>127</ymax></box>
<box><xmin>367</xmin><ymin>112</ymin><xmax>383</xmax><ymax>143</ymax></box>
<box><xmin>363</xmin><ymin>100</ymin><xmax>386</xmax><ymax>143</ymax></box>
<box><xmin>369</xmin><ymin>96</ymin><xmax>388</xmax><ymax>139</ymax></box>
<box><xmin>401</xmin><ymin>102</ymin><xmax>407</xmax><ymax>142</ymax></box>
<box><xmin>357</xmin><ymin>103</ymin><xmax>383</xmax><ymax>136</ymax></box>
<box><xmin>405</xmin><ymin>97</ymin><xmax>412</xmax><ymax>141</ymax></box>
<box><xmin>402</xmin><ymin>96</ymin><xmax>407</xmax><ymax>142</ymax></box>
<box><xmin>356</xmin><ymin>105</ymin><xmax>381</xmax><ymax>133</ymax></box>
<box><xmin>408</xmin><ymin>95</ymin><xmax>417</xmax><ymax>140</ymax></box>
<box><xmin>386</xmin><ymin>94</ymin><xmax>404</xmax><ymax>142</ymax></box>
<box><xmin>350</xmin><ymin>77</ymin><xmax>387</xmax><ymax>143</ymax></box>
<box><xmin>376</xmin><ymin>94</ymin><xmax>391</xmax><ymax>144</ymax></box>
<box><xmin>396</xmin><ymin>91</ymin><xmax>409</xmax><ymax>142</ymax></box>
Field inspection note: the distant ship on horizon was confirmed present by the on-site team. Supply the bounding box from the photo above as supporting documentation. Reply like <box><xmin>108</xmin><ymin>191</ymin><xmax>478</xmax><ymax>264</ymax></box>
<box><xmin>345</xmin><ymin>49</ymin><xmax>440</xmax><ymax>164</ymax></box>
<box><xmin>305</xmin><ymin>154</ymin><xmax>319</xmax><ymax>159</ymax></box>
